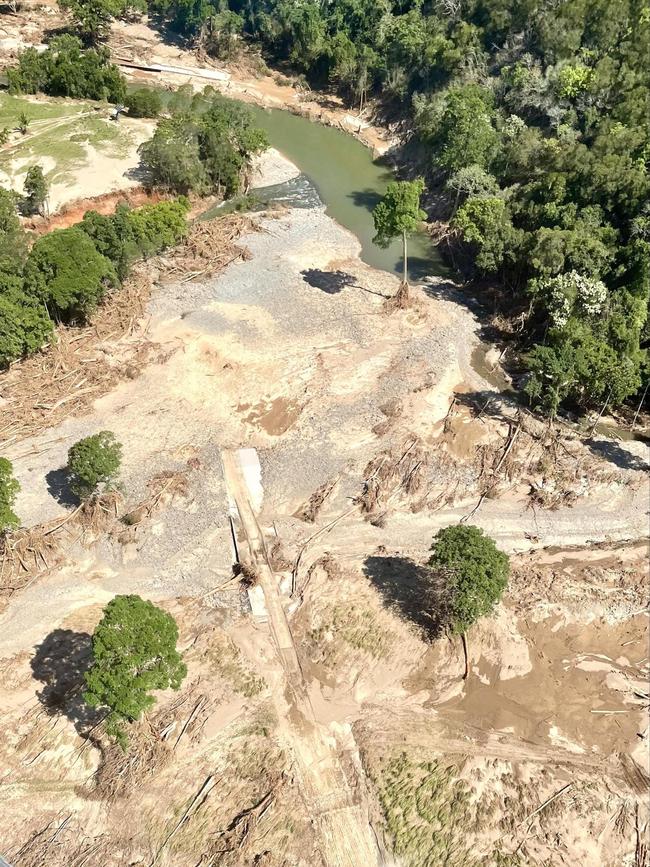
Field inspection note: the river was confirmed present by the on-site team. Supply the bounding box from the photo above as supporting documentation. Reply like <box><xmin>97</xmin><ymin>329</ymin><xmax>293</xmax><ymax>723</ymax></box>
<box><xmin>201</xmin><ymin>104</ymin><xmax>449</xmax><ymax>282</ymax></box>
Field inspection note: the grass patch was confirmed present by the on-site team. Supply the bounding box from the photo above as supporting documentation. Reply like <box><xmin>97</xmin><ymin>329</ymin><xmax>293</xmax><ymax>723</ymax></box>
<box><xmin>206</xmin><ymin>634</ymin><xmax>266</xmax><ymax>698</ymax></box>
<box><xmin>310</xmin><ymin>602</ymin><xmax>394</xmax><ymax>663</ymax></box>
<box><xmin>0</xmin><ymin>93</ymin><xmax>90</xmax><ymax>127</ymax></box>
<box><xmin>372</xmin><ymin>752</ymin><xmax>525</xmax><ymax>867</ymax></box>
<box><xmin>0</xmin><ymin>93</ymin><xmax>137</xmax><ymax>188</ymax></box>
<box><xmin>373</xmin><ymin>753</ymin><xmax>475</xmax><ymax>867</ymax></box>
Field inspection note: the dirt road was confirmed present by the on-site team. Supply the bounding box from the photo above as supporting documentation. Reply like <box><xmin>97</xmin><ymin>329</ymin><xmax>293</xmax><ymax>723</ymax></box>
<box><xmin>221</xmin><ymin>449</ymin><xmax>380</xmax><ymax>867</ymax></box>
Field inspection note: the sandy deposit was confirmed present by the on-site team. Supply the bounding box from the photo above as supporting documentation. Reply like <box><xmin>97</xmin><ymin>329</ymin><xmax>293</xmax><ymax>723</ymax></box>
<box><xmin>0</xmin><ymin>126</ymin><xmax>648</xmax><ymax>866</ymax></box>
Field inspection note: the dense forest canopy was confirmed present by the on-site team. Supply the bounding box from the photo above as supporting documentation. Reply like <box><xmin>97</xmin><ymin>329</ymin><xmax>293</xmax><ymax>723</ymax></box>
<box><xmin>146</xmin><ymin>0</ymin><xmax>650</xmax><ymax>416</ymax></box>
<box><xmin>0</xmin><ymin>195</ymin><xmax>189</xmax><ymax>367</ymax></box>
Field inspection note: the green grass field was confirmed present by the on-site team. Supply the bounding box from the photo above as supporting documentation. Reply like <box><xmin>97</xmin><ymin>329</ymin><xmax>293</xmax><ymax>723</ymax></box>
<box><xmin>0</xmin><ymin>92</ymin><xmax>139</xmax><ymax>193</ymax></box>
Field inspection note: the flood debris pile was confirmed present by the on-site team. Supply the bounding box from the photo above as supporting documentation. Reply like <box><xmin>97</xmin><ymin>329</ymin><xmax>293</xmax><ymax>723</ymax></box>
<box><xmin>156</xmin><ymin>213</ymin><xmax>259</xmax><ymax>284</ymax></box>
<box><xmin>357</xmin><ymin>437</ymin><xmax>431</xmax><ymax>524</ymax></box>
<box><xmin>0</xmin><ymin>274</ymin><xmax>159</xmax><ymax>446</ymax></box>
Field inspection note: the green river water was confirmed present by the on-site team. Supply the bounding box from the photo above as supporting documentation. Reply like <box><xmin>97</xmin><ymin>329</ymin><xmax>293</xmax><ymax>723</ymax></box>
<box><xmin>209</xmin><ymin>104</ymin><xmax>448</xmax><ymax>282</ymax></box>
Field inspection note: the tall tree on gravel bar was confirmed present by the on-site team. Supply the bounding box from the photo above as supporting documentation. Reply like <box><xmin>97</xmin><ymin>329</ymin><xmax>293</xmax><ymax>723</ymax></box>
<box><xmin>372</xmin><ymin>179</ymin><xmax>426</xmax><ymax>289</ymax></box>
<box><xmin>84</xmin><ymin>595</ymin><xmax>187</xmax><ymax>748</ymax></box>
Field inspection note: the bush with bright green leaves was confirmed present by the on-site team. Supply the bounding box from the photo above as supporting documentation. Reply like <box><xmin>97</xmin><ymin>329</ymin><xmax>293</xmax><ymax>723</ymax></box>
<box><xmin>7</xmin><ymin>35</ymin><xmax>126</xmax><ymax>102</ymax></box>
<box><xmin>126</xmin><ymin>198</ymin><xmax>189</xmax><ymax>257</ymax></box>
<box><xmin>84</xmin><ymin>594</ymin><xmax>187</xmax><ymax>749</ymax></box>
<box><xmin>0</xmin><ymin>458</ymin><xmax>20</xmax><ymax>533</ymax></box>
<box><xmin>124</xmin><ymin>87</ymin><xmax>163</xmax><ymax>118</ymax></box>
<box><xmin>429</xmin><ymin>525</ymin><xmax>509</xmax><ymax>635</ymax></box>
<box><xmin>66</xmin><ymin>431</ymin><xmax>122</xmax><ymax>499</ymax></box>
<box><xmin>79</xmin><ymin>198</ymin><xmax>189</xmax><ymax>277</ymax></box>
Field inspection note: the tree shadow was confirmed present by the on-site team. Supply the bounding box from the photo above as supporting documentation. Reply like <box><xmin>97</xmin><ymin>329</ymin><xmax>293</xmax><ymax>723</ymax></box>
<box><xmin>584</xmin><ymin>437</ymin><xmax>650</xmax><ymax>472</ymax></box>
<box><xmin>301</xmin><ymin>268</ymin><xmax>358</xmax><ymax>295</ymax></box>
<box><xmin>45</xmin><ymin>467</ymin><xmax>79</xmax><ymax>508</ymax></box>
<box><xmin>348</xmin><ymin>188</ymin><xmax>383</xmax><ymax>212</ymax></box>
<box><xmin>31</xmin><ymin>629</ymin><xmax>101</xmax><ymax>734</ymax></box>
<box><xmin>363</xmin><ymin>555</ymin><xmax>449</xmax><ymax>641</ymax></box>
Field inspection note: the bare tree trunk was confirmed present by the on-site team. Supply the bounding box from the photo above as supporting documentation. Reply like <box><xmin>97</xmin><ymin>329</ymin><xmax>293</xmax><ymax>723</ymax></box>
<box><xmin>461</xmin><ymin>632</ymin><xmax>469</xmax><ymax>680</ymax></box>
<box><xmin>631</xmin><ymin>380</ymin><xmax>649</xmax><ymax>432</ymax></box>
<box><xmin>588</xmin><ymin>384</ymin><xmax>613</xmax><ymax>437</ymax></box>
<box><xmin>402</xmin><ymin>229</ymin><xmax>408</xmax><ymax>286</ymax></box>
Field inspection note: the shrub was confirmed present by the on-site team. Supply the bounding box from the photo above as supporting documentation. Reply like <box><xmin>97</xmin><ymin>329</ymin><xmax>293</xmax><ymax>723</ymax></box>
<box><xmin>0</xmin><ymin>458</ymin><xmax>20</xmax><ymax>532</ymax></box>
<box><xmin>124</xmin><ymin>88</ymin><xmax>163</xmax><ymax>118</ymax></box>
<box><xmin>24</xmin><ymin>227</ymin><xmax>117</xmax><ymax>322</ymax></box>
<box><xmin>66</xmin><ymin>431</ymin><xmax>122</xmax><ymax>499</ymax></box>
<box><xmin>84</xmin><ymin>594</ymin><xmax>187</xmax><ymax>748</ymax></box>
<box><xmin>127</xmin><ymin>197</ymin><xmax>190</xmax><ymax>257</ymax></box>
<box><xmin>429</xmin><ymin>524</ymin><xmax>509</xmax><ymax>634</ymax></box>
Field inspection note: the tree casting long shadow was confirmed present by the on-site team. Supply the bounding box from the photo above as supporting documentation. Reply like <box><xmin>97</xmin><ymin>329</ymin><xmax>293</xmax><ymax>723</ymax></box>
<box><xmin>363</xmin><ymin>555</ymin><xmax>449</xmax><ymax>641</ymax></box>
<box><xmin>31</xmin><ymin>629</ymin><xmax>101</xmax><ymax>734</ymax></box>
<box><xmin>301</xmin><ymin>268</ymin><xmax>358</xmax><ymax>295</ymax></box>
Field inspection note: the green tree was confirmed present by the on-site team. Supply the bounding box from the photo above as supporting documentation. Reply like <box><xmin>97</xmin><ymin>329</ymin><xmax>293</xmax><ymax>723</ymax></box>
<box><xmin>58</xmin><ymin>0</ymin><xmax>126</xmax><ymax>41</ymax></box>
<box><xmin>79</xmin><ymin>205</ymin><xmax>137</xmax><ymax>280</ymax></box>
<box><xmin>7</xmin><ymin>36</ymin><xmax>126</xmax><ymax>103</ymax></box>
<box><xmin>203</xmin><ymin>9</ymin><xmax>244</xmax><ymax>58</ymax></box>
<box><xmin>18</xmin><ymin>111</ymin><xmax>29</xmax><ymax>135</ymax></box>
<box><xmin>372</xmin><ymin>179</ymin><xmax>426</xmax><ymax>286</ymax></box>
<box><xmin>67</xmin><ymin>431</ymin><xmax>122</xmax><ymax>499</ymax></box>
<box><xmin>139</xmin><ymin>115</ymin><xmax>206</xmax><ymax>194</ymax></box>
<box><xmin>84</xmin><ymin>595</ymin><xmax>187</xmax><ymax>748</ymax></box>
<box><xmin>0</xmin><ymin>187</ymin><xmax>28</xmax><ymax>272</ymax></box>
<box><xmin>139</xmin><ymin>93</ymin><xmax>268</xmax><ymax>198</ymax></box>
<box><xmin>452</xmin><ymin>196</ymin><xmax>521</xmax><ymax>273</ymax></box>
<box><xmin>429</xmin><ymin>524</ymin><xmax>509</xmax><ymax>635</ymax></box>
<box><xmin>23</xmin><ymin>165</ymin><xmax>49</xmax><ymax>216</ymax></box>
<box><xmin>25</xmin><ymin>227</ymin><xmax>117</xmax><ymax>322</ymax></box>
<box><xmin>0</xmin><ymin>282</ymin><xmax>53</xmax><ymax>367</ymax></box>
<box><xmin>0</xmin><ymin>458</ymin><xmax>20</xmax><ymax>533</ymax></box>
<box><xmin>524</xmin><ymin>323</ymin><xmax>644</xmax><ymax>416</ymax></box>
<box><xmin>434</xmin><ymin>85</ymin><xmax>499</xmax><ymax>172</ymax></box>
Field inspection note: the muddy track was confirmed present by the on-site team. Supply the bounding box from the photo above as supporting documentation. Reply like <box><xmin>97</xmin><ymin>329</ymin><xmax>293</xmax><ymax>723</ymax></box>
<box><xmin>221</xmin><ymin>449</ymin><xmax>379</xmax><ymax>867</ymax></box>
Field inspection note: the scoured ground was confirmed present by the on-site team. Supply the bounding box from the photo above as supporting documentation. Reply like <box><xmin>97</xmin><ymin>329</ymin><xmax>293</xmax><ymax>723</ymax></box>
<box><xmin>0</xmin><ymin>160</ymin><xmax>648</xmax><ymax>864</ymax></box>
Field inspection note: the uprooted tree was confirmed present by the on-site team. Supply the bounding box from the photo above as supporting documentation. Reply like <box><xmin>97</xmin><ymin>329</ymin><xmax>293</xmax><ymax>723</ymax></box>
<box><xmin>372</xmin><ymin>178</ymin><xmax>426</xmax><ymax>295</ymax></box>
<box><xmin>66</xmin><ymin>431</ymin><xmax>122</xmax><ymax>500</ymax></box>
<box><xmin>429</xmin><ymin>524</ymin><xmax>509</xmax><ymax>675</ymax></box>
<box><xmin>84</xmin><ymin>595</ymin><xmax>187</xmax><ymax>749</ymax></box>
